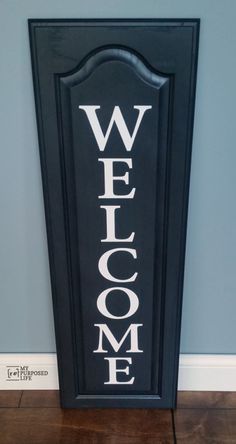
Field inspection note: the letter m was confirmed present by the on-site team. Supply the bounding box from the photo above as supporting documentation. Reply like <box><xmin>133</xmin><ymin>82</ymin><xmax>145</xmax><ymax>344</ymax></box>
<box><xmin>93</xmin><ymin>324</ymin><xmax>143</xmax><ymax>353</ymax></box>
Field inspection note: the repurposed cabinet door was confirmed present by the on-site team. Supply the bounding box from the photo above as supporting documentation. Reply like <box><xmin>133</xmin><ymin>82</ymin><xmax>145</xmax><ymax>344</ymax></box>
<box><xmin>29</xmin><ymin>19</ymin><xmax>199</xmax><ymax>408</ymax></box>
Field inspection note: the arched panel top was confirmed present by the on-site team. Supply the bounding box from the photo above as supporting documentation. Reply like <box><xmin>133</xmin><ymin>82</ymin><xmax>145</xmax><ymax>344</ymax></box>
<box><xmin>59</xmin><ymin>47</ymin><xmax>169</xmax><ymax>89</ymax></box>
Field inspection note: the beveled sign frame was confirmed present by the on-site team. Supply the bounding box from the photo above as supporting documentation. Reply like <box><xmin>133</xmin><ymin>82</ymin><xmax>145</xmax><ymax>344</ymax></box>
<box><xmin>29</xmin><ymin>19</ymin><xmax>199</xmax><ymax>408</ymax></box>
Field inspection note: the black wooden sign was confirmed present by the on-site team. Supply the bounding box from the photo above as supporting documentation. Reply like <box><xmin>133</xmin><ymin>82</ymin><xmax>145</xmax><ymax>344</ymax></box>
<box><xmin>29</xmin><ymin>19</ymin><xmax>199</xmax><ymax>408</ymax></box>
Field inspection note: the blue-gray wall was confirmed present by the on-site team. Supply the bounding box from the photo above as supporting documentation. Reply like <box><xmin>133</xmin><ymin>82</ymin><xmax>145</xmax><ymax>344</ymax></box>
<box><xmin>1</xmin><ymin>0</ymin><xmax>235</xmax><ymax>353</ymax></box>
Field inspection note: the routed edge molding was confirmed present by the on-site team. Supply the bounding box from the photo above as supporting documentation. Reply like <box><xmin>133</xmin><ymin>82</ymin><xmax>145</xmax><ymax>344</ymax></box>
<box><xmin>0</xmin><ymin>354</ymin><xmax>236</xmax><ymax>391</ymax></box>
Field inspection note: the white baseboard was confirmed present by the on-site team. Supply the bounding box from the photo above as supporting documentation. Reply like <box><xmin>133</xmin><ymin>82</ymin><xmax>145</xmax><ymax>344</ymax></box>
<box><xmin>178</xmin><ymin>354</ymin><xmax>236</xmax><ymax>391</ymax></box>
<box><xmin>0</xmin><ymin>353</ymin><xmax>236</xmax><ymax>391</ymax></box>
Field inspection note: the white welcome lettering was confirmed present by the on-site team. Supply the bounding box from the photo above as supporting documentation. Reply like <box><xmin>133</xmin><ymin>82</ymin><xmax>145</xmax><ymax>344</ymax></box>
<box><xmin>93</xmin><ymin>324</ymin><xmax>143</xmax><ymax>353</ymax></box>
<box><xmin>98</xmin><ymin>248</ymin><xmax>138</xmax><ymax>283</ymax></box>
<box><xmin>100</xmin><ymin>205</ymin><xmax>135</xmax><ymax>243</ymax></box>
<box><xmin>97</xmin><ymin>287</ymin><xmax>139</xmax><ymax>320</ymax></box>
<box><xmin>104</xmin><ymin>357</ymin><xmax>135</xmax><ymax>384</ymax></box>
<box><xmin>79</xmin><ymin>101</ymin><xmax>152</xmax><ymax>385</ymax></box>
<box><xmin>98</xmin><ymin>158</ymin><xmax>135</xmax><ymax>199</ymax></box>
<box><xmin>78</xmin><ymin>105</ymin><xmax>152</xmax><ymax>151</ymax></box>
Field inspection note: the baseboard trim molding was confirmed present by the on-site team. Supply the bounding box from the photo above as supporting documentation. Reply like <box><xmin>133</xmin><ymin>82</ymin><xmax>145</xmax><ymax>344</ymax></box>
<box><xmin>1</xmin><ymin>353</ymin><xmax>236</xmax><ymax>391</ymax></box>
<box><xmin>178</xmin><ymin>354</ymin><xmax>236</xmax><ymax>391</ymax></box>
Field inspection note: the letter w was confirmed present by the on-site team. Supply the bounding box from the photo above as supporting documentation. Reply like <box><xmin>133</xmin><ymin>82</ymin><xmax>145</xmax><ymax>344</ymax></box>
<box><xmin>93</xmin><ymin>324</ymin><xmax>143</xmax><ymax>353</ymax></box>
<box><xmin>78</xmin><ymin>105</ymin><xmax>152</xmax><ymax>151</ymax></box>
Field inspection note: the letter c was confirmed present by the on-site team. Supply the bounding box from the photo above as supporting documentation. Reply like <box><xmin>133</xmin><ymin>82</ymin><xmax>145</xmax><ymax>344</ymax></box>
<box><xmin>98</xmin><ymin>248</ymin><xmax>138</xmax><ymax>283</ymax></box>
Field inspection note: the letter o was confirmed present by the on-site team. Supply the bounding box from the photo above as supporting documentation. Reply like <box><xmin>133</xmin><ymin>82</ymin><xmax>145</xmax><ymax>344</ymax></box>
<box><xmin>97</xmin><ymin>287</ymin><xmax>139</xmax><ymax>319</ymax></box>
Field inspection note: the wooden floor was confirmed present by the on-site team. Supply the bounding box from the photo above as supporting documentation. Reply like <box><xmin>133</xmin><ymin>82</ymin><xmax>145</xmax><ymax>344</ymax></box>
<box><xmin>1</xmin><ymin>391</ymin><xmax>236</xmax><ymax>443</ymax></box>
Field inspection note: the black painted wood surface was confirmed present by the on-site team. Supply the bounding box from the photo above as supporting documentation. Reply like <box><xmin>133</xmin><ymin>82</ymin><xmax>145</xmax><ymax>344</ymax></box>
<box><xmin>29</xmin><ymin>19</ymin><xmax>199</xmax><ymax>408</ymax></box>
